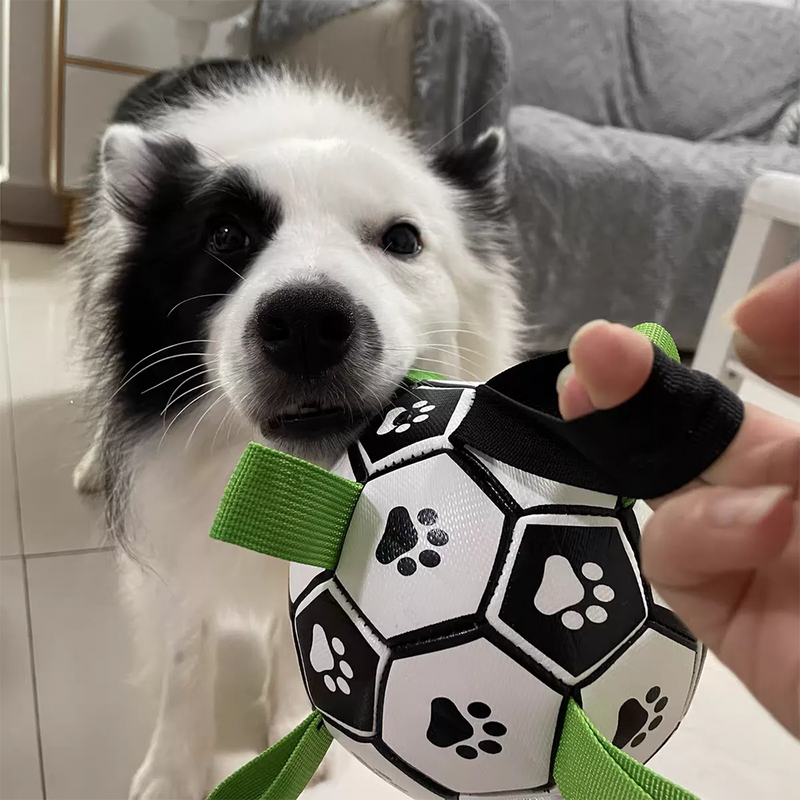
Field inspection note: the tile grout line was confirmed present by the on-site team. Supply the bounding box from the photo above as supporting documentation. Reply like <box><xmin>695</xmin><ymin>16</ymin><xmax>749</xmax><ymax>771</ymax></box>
<box><xmin>23</xmin><ymin>545</ymin><xmax>114</xmax><ymax>560</ymax></box>
<box><xmin>2</xmin><ymin>288</ymin><xmax>48</xmax><ymax>799</ymax></box>
<box><xmin>1</xmin><ymin>545</ymin><xmax>114</xmax><ymax>561</ymax></box>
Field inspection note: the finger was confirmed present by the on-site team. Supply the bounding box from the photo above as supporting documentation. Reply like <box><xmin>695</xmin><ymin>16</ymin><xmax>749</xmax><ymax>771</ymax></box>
<box><xmin>556</xmin><ymin>366</ymin><xmax>596</xmax><ymax>420</ymax></box>
<box><xmin>557</xmin><ymin>320</ymin><xmax>653</xmax><ymax>420</ymax></box>
<box><xmin>642</xmin><ymin>484</ymin><xmax>800</xmax><ymax>737</ymax></box>
<box><xmin>642</xmin><ymin>485</ymin><xmax>795</xmax><ymax>588</ymax></box>
<box><xmin>731</xmin><ymin>263</ymin><xmax>800</xmax><ymax>396</ymax></box>
<box><xmin>702</xmin><ymin>404</ymin><xmax>800</xmax><ymax>491</ymax></box>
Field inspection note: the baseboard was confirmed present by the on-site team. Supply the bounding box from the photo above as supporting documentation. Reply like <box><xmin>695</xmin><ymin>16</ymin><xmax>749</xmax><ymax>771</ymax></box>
<box><xmin>0</xmin><ymin>181</ymin><xmax>68</xmax><ymax>228</ymax></box>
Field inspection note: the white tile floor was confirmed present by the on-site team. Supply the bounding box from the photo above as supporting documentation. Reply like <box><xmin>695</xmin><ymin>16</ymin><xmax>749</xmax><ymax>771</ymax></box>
<box><xmin>0</xmin><ymin>240</ymin><xmax>798</xmax><ymax>800</ymax></box>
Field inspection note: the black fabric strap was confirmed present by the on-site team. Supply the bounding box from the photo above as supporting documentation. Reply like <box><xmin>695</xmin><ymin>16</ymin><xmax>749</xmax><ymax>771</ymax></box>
<box><xmin>451</xmin><ymin>347</ymin><xmax>744</xmax><ymax>499</ymax></box>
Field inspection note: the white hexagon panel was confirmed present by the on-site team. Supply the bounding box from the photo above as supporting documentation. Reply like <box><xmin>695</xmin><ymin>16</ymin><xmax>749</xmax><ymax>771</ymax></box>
<box><xmin>473</xmin><ymin>451</ymin><xmax>617</xmax><ymax>510</ymax></box>
<box><xmin>381</xmin><ymin>637</ymin><xmax>563</xmax><ymax>795</ymax></box>
<box><xmin>289</xmin><ymin>563</ymin><xmax>327</xmax><ymax>605</ymax></box>
<box><xmin>327</xmin><ymin>726</ymin><xmax>451</xmax><ymax>799</ymax></box>
<box><xmin>293</xmin><ymin>583</ymin><xmax>389</xmax><ymax>736</ymax></box>
<box><xmin>356</xmin><ymin>385</ymin><xmax>475</xmax><ymax>475</ymax></box>
<box><xmin>335</xmin><ymin>453</ymin><xmax>506</xmax><ymax>639</ymax></box>
<box><xmin>486</xmin><ymin>513</ymin><xmax>647</xmax><ymax>685</ymax></box>
<box><xmin>579</xmin><ymin>628</ymin><xmax>698</xmax><ymax>764</ymax></box>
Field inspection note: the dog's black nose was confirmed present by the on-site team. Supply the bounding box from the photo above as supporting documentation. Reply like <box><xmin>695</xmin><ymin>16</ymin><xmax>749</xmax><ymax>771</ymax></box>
<box><xmin>255</xmin><ymin>285</ymin><xmax>357</xmax><ymax>376</ymax></box>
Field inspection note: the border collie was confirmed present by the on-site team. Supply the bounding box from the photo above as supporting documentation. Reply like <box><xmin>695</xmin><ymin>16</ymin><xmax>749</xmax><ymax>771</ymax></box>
<box><xmin>71</xmin><ymin>58</ymin><xmax>522</xmax><ymax>799</ymax></box>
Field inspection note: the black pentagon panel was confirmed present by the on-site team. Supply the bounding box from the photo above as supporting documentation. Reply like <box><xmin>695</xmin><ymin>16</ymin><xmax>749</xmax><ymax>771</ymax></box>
<box><xmin>356</xmin><ymin>386</ymin><xmax>474</xmax><ymax>475</ymax></box>
<box><xmin>487</xmin><ymin>514</ymin><xmax>647</xmax><ymax>684</ymax></box>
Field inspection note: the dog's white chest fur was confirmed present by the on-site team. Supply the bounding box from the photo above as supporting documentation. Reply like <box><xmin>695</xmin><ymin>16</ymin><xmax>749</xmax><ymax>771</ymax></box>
<box><xmin>126</xmin><ymin>421</ymin><xmax>289</xmax><ymax>618</ymax></box>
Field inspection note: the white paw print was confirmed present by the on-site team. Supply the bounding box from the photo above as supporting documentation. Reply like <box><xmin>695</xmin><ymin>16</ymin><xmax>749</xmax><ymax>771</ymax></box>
<box><xmin>394</xmin><ymin>400</ymin><xmax>436</xmax><ymax>433</ymax></box>
<box><xmin>533</xmin><ymin>556</ymin><xmax>615</xmax><ymax>631</ymax></box>
<box><xmin>309</xmin><ymin>624</ymin><xmax>354</xmax><ymax>694</ymax></box>
<box><xmin>561</xmin><ymin>562</ymin><xmax>615</xmax><ymax>630</ymax></box>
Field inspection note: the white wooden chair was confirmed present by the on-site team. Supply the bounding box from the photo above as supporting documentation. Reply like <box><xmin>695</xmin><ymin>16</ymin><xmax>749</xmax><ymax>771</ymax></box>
<box><xmin>693</xmin><ymin>171</ymin><xmax>800</xmax><ymax>392</ymax></box>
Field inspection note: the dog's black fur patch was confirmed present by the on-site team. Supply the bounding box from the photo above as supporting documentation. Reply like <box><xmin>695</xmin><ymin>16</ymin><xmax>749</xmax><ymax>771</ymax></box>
<box><xmin>431</xmin><ymin>129</ymin><xmax>514</xmax><ymax>261</ymax></box>
<box><xmin>112</xmin><ymin>57</ymin><xmax>274</xmax><ymax>125</ymax></box>
<box><xmin>107</xmin><ymin>149</ymin><xmax>283</xmax><ymax>426</ymax></box>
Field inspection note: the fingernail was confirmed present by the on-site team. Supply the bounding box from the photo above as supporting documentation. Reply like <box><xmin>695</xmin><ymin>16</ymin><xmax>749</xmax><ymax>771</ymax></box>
<box><xmin>710</xmin><ymin>485</ymin><xmax>792</xmax><ymax>527</ymax></box>
<box><xmin>556</xmin><ymin>363</ymin><xmax>574</xmax><ymax>394</ymax></box>
<box><xmin>568</xmin><ymin>319</ymin><xmax>610</xmax><ymax>360</ymax></box>
<box><xmin>731</xmin><ymin>328</ymin><xmax>762</xmax><ymax>360</ymax></box>
<box><xmin>560</xmin><ymin>373</ymin><xmax>597</xmax><ymax>419</ymax></box>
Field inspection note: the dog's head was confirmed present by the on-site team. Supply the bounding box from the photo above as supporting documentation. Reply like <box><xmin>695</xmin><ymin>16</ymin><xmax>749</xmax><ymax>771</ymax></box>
<box><xmin>87</xmin><ymin>61</ymin><xmax>519</xmax><ymax>460</ymax></box>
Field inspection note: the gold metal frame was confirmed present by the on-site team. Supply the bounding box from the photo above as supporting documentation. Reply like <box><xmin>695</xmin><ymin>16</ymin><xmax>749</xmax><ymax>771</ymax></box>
<box><xmin>49</xmin><ymin>0</ymin><xmax>155</xmax><ymax>196</ymax></box>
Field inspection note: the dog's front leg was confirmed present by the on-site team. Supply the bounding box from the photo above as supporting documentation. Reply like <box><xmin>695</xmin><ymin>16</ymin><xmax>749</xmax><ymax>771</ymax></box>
<box><xmin>130</xmin><ymin>618</ymin><xmax>217</xmax><ymax>800</ymax></box>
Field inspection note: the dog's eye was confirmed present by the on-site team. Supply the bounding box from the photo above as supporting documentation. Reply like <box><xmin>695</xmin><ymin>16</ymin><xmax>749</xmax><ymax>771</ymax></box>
<box><xmin>207</xmin><ymin>219</ymin><xmax>250</xmax><ymax>255</ymax></box>
<box><xmin>381</xmin><ymin>223</ymin><xmax>422</xmax><ymax>257</ymax></box>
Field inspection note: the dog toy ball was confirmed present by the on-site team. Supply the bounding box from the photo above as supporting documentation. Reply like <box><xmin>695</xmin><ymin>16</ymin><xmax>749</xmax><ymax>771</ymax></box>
<box><xmin>208</xmin><ymin>324</ymin><xmax>743</xmax><ymax>800</ymax></box>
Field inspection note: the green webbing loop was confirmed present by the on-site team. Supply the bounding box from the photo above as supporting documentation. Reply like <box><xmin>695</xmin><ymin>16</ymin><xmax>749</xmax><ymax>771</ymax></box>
<box><xmin>633</xmin><ymin>322</ymin><xmax>680</xmax><ymax>364</ymax></box>
<box><xmin>209</xmin><ymin>712</ymin><xmax>332</xmax><ymax>800</ymax></box>
<box><xmin>554</xmin><ymin>700</ymin><xmax>699</xmax><ymax>800</ymax></box>
<box><xmin>622</xmin><ymin>323</ymin><xmax>680</xmax><ymax>508</ymax></box>
<box><xmin>211</xmin><ymin>443</ymin><xmax>362</xmax><ymax>569</ymax></box>
<box><xmin>406</xmin><ymin>369</ymin><xmax>446</xmax><ymax>383</ymax></box>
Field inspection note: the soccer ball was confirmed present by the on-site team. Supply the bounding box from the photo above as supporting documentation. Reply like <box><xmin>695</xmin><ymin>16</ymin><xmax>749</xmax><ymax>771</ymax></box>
<box><xmin>288</xmin><ymin>378</ymin><xmax>705</xmax><ymax>799</ymax></box>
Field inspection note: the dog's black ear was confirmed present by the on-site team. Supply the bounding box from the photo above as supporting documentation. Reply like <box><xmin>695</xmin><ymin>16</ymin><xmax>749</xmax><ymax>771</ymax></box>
<box><xmin>99</xmin><ymin>123</ymin><xmax>199</xmax><ymax>222</ymax></box>
<box><xmin>432</xmin><ymin>128</ymin><xmax>508</xmax><ymax>226</ymax></box>
<box><xmin>432</xmin><ymin>127</ymin><xmax>506</xmax><ymax>193</ymax></box>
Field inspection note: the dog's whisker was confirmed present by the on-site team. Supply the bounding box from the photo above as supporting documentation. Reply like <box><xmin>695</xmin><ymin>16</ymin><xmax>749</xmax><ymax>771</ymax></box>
<box><xmin>163</xmin><ymin>368</ymin><xmax>212</xmax><ymax>412</ymax></box>
<box><xmin>211</xmin><ymin>404</ymin><xmax>237</xmax><ymax>455</ymax></box>
<box><xmin>203</xmin><ymin>249</ymin><xmax>245</xmax><ymax>282</ymax></box>
<box><xmin>416</xmin><ymin>342</ymin><xmax>490</xmax><ymax>360</ymax></box>
<box><xmin>411</xmin><ymin>356</ymin><xmax>481</xmax><ymax>382</ymax></box>
<box><xmin>423</xmin><ymin>85</ymin><xmax>506</xmax><ymax>152</ymax></box>
<box><xmin>421</xmin><ymin>345</ymin><xmax>485</xmax><ymax>373</ymax></box>
<box><xmin>119</xmin><ymin>340</ymin><xmax>216</xmax><ymax>381</ymax></box>
<box><xmin>185</xmin><ymin>393</ymin><xmax>228</xmax><ymax>452</ymax></box>
<box><xmin>158</xmin><ymin>386</ymin><xmax>223</xmax><ymax>452</ymax></box>
<box><xmin>167</xmin><ymin>294</ymin><xmax>229</xmax><ymax>318</ymax></box>
<box><xmin>141</xmin><ymin>363</ymin><xmax>209</xmax><ymax>395</ymax></box>
<box><xmin>418</xmin><ymin>328</ymin><xmax>491</xmax><ymax>342</ymax></box>
<box><xmin>103</xmin><ymin>353</ymin><xmax>218</xmax><ymax>412</ymax></box>
<box><xmin>161</xmin><ymin>379</ymin><xmax>219</xmax><ymax>418</ymax></box>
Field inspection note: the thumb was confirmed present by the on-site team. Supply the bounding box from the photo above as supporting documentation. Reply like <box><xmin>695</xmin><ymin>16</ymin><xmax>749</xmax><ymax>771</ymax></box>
<box><xmin>642</xmin><ymin>485</ymin><xmax>795</xmax><ymax>590</ymax></box>
<box><xmin>557</xmin><ymin>321</ymin><xmax>654</xmax><ymax>421</ymax></box>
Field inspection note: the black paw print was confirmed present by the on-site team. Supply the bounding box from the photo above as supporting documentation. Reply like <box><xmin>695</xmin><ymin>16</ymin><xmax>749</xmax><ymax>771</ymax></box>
<box><xmin>612</xmin><ymin>686</ymin><xmax>669</xmax><ymax>749</ymax></box>
<box><xmin>375</xmin><ymin>507</ymin><xmax>449</xmax><ymax>576</ymax></box>
<box><xmin>426</xmin><ymin>698</ymin><xmax>507</xmax><ymax>759</ymax></box>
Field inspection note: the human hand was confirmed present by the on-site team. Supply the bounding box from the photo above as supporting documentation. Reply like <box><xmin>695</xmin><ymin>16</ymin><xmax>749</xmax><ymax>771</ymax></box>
<box><xmin>556</xmin><ymin>263</ymin><xmax>800</xmax><ymax>737</ymax></box>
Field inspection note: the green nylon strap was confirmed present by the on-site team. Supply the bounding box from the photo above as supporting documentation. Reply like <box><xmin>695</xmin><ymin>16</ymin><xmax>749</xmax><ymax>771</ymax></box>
<box><xmin>210</xmin><ymin>443</ymin><xmax>362</xmax><ymax>569</ymax></box>
<box><xmin>633</xmin><ymin>322</ymin><xmax>680</xmax><ymax>364</ymax></box>
<box><xmin>554</xmin><ymin>700</ymin><xmax>698</xmax><ymax>800</ymax></box>
<box><xmin>406</xmin><ymin>368</ymin><xmax>446</xmax><ymax>383</ymax></box>
<box><xmin>209</xmin><ymin>712</ymin><xmax>332</xmax><ymax>800</ymax></box>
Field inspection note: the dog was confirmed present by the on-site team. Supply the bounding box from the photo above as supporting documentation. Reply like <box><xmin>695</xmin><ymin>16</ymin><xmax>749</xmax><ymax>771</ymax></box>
<box><xmin>71</xmin><ymin>57</ymin><xmax>522</xmax><ymax>799</ymax></box>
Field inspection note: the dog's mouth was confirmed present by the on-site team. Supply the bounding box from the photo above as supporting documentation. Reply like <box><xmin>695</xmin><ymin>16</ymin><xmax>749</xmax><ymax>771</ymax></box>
<box><xmin>260</xmin><ymin>402</ymin><xmax>371</xmax><ymax>441</ymax></box>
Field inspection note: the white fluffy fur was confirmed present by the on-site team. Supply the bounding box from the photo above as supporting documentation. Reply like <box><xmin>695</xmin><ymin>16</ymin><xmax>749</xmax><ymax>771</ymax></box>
<box><xmin>75</xmin><ymin>69</ymin><xmax>522</xmax><ymax>799</ymax></box>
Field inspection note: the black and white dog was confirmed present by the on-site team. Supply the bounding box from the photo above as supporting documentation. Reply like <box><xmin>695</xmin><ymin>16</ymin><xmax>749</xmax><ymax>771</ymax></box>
<box><xmin>72</xmin><ymin>58</ymin><xmax>522</xmax><ymax>798</ymax></box>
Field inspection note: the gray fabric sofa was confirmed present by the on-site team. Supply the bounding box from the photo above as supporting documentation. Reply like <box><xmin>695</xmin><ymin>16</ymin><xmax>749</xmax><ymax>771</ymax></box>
<box><xmin>491</xmin><ymin>0</ymin><xmax>800</xmax><ymax>352</ymax></box>
<box><xmin>251</xmin><ymin>0</ymin><xmax>799</xmax><ymax>353</ymax></box>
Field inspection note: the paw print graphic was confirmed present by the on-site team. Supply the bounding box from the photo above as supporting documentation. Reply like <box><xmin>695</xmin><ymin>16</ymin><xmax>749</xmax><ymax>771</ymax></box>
<box><xmin>376</xmin><ymin>400</ymin><xmax>437</xmax><ymax>436</ymax></box>
<box><xmin>426</xmin><ymin>698</ymin><xmax>507</xmax><ymax>760</ymax></box>
<box><xmin>533</xmin><ymin>556</ymin><xmax>615</xmax><ymax>630</ymax></box>
<box><xmin>375</xmin><ymin>507</ymin><xmax>450</xmax><ymax>576</ymax></box>
<box><xmin>308</xmin><ymin>624</ymin><xmax>354</xmax><ymax>695</ymax></box>
<box><xmin>612</xmin><ymin>686</ymin><xmax>669</xmax><ymax>749</ymax></box>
